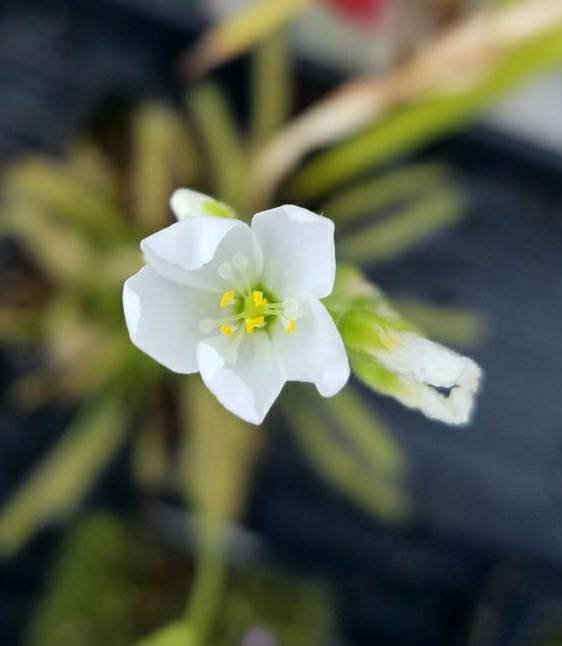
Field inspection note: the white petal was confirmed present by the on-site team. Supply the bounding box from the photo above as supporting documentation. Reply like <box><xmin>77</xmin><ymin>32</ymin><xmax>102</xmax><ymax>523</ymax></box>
<box><xmin>251</xmin><ymin>205</ymin><xmax>336</xmax><ymax>298</ymax></box>
<box><xmin>123</xmin><ymin>265</ymin><xmax>216</xmax><ymax>374</ymax></box>
<box><xmin>196</xmin><ymin>332</ymin><xmax>285</xmax><ymax>425</ymax></box>
<box><xmin>373</xmin><ymin>331</ymin><xmax>482</xmax><ymax>425</ymax></box>
<box><xmin>141</xmin><ymin>216</ymin><xmax>262</xmax><ymax>292</ymax></box>
<box><xmin>170</xmin><ymin>188</ymin><xmax>235</xmax><ymax>221</ymax></box>
<box><xmin>272</xmin><ymin>296</ymin><xmax>350</xmax><ymax>397</ymax></box>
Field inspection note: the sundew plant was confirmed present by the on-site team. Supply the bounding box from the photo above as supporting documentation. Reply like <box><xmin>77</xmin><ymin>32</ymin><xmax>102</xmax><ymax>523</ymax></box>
<box><xmin>1</xmin><ymin>1</ymin><xmax>562</xmax><ymax>643</ymax></box>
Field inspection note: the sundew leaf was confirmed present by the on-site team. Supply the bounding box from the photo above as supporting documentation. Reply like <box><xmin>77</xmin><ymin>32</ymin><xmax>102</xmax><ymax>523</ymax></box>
<box><xmin>288</xmin><ymin>25</ymin><xmax>562</xmax><ymax>200</ymax></box>
<box><xmin>184</xmin><ymin>0</ymin><xmax>310</xmax><ymax>78</ymax></box>
<box><xmin>179</xmin><ymin>380</ymin><xmax>263</xmax><ymax>644</ymax></box>
<box><xmin>0</xmin><ymin>394</ymin><xmax>128</xmax><ymax>555</ymax></box>
<box><xmin>67</xmin><ymin>140</ymin><xmax>118</xmax><ymax>197</ymax></box>
<box><xmin>187</xmin><ymin>83</ymin><xmax>247</xmax><ymax>213</ymax></box>
<box><xmin>179</xmin><ymin>378</ymin><xmax>261</xmax><ymax>524</ymax></box>
<box><xmin>3</xmin><ymin>156</ymin><xmax>129</xmax><ymax>242</ymax></box>
<box><xmin>390</xmin><ymin>299</ymin><xmax>488</xmax><ymax>348</ymax></box>
<box><xmin>321</xmin><ymin>388</ymin><xmax>405</xmax><ymax>479</ymax></box>
<box><xmin>336</xmin><ymin>187</ymin><xmax>463</xmax><ymax>264</ymax></box>
<box><xmin>0</xmin><ymin>194</ymin><xmax>100</xmax><ymax>287</ymax></box>
<box><xmin>26</xmin><ymin>514</ymin><xmax>190</xmax><ymax>646</ymax></box>
<box><xmin>130</xmin><ymin>103</ymin><xmax>198</xmax><ymax>230</ymax></box>
<box><xmin>283</xmin><ymin>389</ymin><xmax>409</xmax><ymax>521</ymax></box>
<box><xmin>136</xmin><ymin>622</ymin><xmax>194</xmax><ymax>646</ymax></box>
<box><xmin>250</xmin><ymin>30</ymin><xmax>292</xmax><ymax>147</ymax></box>
<box><xmin>321</xmin><ymin>162</ymin><xmax>448</xmax><ymax>229</ymax></box>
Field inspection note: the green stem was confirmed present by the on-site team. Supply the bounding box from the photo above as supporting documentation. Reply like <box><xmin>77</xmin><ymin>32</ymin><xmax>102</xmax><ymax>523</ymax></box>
<box><xmin>184</xmin><ymin>515</ymin><xmax>225</xmax><ymax>645</ymax></box>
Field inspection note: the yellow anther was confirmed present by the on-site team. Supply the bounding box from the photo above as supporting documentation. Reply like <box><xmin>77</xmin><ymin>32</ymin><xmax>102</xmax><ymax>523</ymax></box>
<box><xmin>220</xmin><ymin>323</ymin><xmax>234</xmax><ymax>336</ymax></box>
<box><xmin>252</xmin><ymin>290</ymin><xmax>267</xmax><ymax>308</ymax></box>
<box><xmin>285</xmin><ymin>319</ymin><xmax>296</xmax><ymax>334</ymax></box>
<box><xmin>220</xmin><ymin>290</ymin><xmax>236</xmax><ymax>308</ymax></box>
<box><xmin>245</xmin><ymin>316</ymin><xmax>265</xmax><ymax>334</ymax></box>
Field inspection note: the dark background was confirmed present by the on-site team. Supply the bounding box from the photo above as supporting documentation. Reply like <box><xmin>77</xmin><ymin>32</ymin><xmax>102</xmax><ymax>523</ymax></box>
<box><xmin>1</xmin><ymin>1</ymin><xmax>562</xmax><ymax>644</ymax></box>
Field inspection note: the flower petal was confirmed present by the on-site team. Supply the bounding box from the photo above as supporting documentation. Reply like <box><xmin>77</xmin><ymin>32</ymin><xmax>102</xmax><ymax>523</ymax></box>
<box><xmin>141</xmin><ymin>216</ymin><xmax>262</xmax><ymax>292</ymax></box>
<box><xmin>371</xmin><ymin>331</ymin><xmax>482</xmax><ymax>425</ymax></box>
<box><xmin>170</xmin><ymin>188</ymin><xmax>236</xmax><ymax>221</ymax></box>
<box><xmin>272</xmin><ymin>296</ymin><xmax>350</xmax><ymax>397</ymax></box>
<box><xmin>251</xmin><ymin>205</ymin><xmax>336</xmax><ymax>298</ymax></box>
<box><xmin>123</xmin><ymin>265</ymin><xmax>216</xmax><ymax>374</ymax></box>
<box><xmin>196</xmin><ymin>332</ymin><xmax>285</xmax><ymax>425</ymax></box>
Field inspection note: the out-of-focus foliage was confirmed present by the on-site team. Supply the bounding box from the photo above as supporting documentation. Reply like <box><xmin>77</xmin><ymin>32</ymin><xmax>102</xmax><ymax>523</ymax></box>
<box><xmin>27</xmin><ymin>514</ymin><xmax>333</xmax><ymax>646</ymax></box>
<box><xmin>0</xmin><ymin>395</ymin><xmax>128</xmax><ymax>555</ymax></box>
<box><xmin>26</xmin><ymin>515</ymin><xmax>189</xmax><ymax>646</ymax></box>
<box><xmin>184</xmin><ymin>0</ymin><xmax>310</xmax><ymax>78</ymax></box>
<box><xmin>245</xmin><ymin>0</ymin><xmax>562</xmax><ymax>207</ymax></box>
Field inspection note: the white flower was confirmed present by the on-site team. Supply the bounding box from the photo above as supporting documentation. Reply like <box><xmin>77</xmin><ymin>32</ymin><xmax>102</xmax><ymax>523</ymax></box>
<box><xmin>371</xmin><ymin>331</ymin><xmax>482</xmax><ymax>425</ymax></box>
<box><xmin>123</xmin><ymin>191</ymin><xmax>350</xmax><ymax>424</ymax></box>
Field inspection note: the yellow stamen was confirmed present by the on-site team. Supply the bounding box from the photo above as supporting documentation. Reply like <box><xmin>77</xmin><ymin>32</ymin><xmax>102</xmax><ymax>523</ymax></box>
<box><xmin>285</xmin><ymin>319</ymin><xmax>296</xmax><ymax>334</ymax></box>
<box><xmin>220</xmin><ymin>323</ymin><xmax>234</xmax><ymax>336</ymax></box>
<box><xmin>245</xmin><ymin>316</ymin><xmax>265</xmax><ymax>334</ymax></box>
<box><xmin>252</xmin><ymin>290</ymin><xmax>268</xmax><ymax>307</ymax></box>
<box><xmin>220</xmin><ymin>290</ymin><xmax>236</xmax><ymax>308</ymax></box>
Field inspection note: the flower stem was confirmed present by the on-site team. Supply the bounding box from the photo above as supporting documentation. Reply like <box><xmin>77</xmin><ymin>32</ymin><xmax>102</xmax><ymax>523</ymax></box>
<box><xmin>184</xmin><ymin>514</ymin><xmax>225</xmax><ymax>645</ymax></box>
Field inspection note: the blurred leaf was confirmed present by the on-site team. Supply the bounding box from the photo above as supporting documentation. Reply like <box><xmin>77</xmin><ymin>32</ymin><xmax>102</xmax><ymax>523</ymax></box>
<box><xmin>96</xmin><ymin>246</ymin><xmax>142</xmax><ymax>290</ymax></box>
<box><xmin>0</xmin><ymin>394</ymin><xmax>127</xmax><ymax>555</ymax></box>
<box><xmin>130</xmin><ymin>103</ymin><xmax>197</xmax><ymax>230</ymax></box>
<box><xmin>0</xmin><ymin>306</ymin><xmax>42</xmax><ymax>343</ymax></box>
<box><xmin>392</xmin><ymin>299</ymin><xmax>488</xmax><ymax>348</ymax></box>
<box><xmin>132</xmin><ymin>410</ymin><xmax>172</xmax><ymax>492</ymax></box>
<box><xmin>322</xmin><ymin>162</ymin><xmax>447</xmax><ymax>228</ymax></box>
<box><xmin>27</xmin><ymin>514</ymin><xmax>333</xmax><ymax>646</ymax></box>
<box><xmin>137</xmin><ymin>622</ymin><xmax>194</xmax><ymax>646</ymax></box>
<box><xmin>283</xmin><ymin>389</ymin><xmax>409</xmax><ymax>521</ymax></box>
<box><xmin>321</xmin><ymin>388</ymin><xmax>405</xmax><ymax>478</ymax></box>
<box><xmin>180</xmin><ymin>379</ymin><xmax>262</xmax><ymax>645</ymax></box>
<box><xmin>3</xmin><ymin>156</ymin><xmax>128</xmax><ymax>242</ymax></box>
<box><xmin>7</xmin><ymin>298</ymin><xmax>134</xmax><ymax>406</ymax></box>
<box><xmin>188</xmin><ymin>84</ymin><xmax>247</xmax><ymax>212</ymax></box>
<box><xmin>1</xmin><ymin>194</ymin><xmax>100</xmax><ymax>287</ymax></box>
<box><xmin>180</xmin><ymin>378</ymin><xmax>261</xmax><ymax>524</ymax></box>
<box><xmin>337</xmin><ymin>187</ymin><xmax>463</xmax><ymax>264</ymax></box>
<box><xmin>250</xmin><ymin>30</ymin><xmax>292</xmax><ymax>147</ymax></box>
<box><xmin>66</xmin><ymin>140</ymin><xmax>117</xmax><ymax>197</ymax></box>
<box><xmin>184</xmin><ymin>0</ymin><xmax>310</xmax><ymax>78</ymax></box>
<box><xmin>289</xmin><ymin>24</ymin><xmax>562</xmax><ymax>199</ymax></box>
<box><xmin>26</xmin><ymin>514</ymin><xmax>190</xmax><ymax>646</ymax></box>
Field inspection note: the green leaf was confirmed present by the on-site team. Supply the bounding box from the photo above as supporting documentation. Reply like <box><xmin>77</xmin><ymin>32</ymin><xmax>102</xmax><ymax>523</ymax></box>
<box><xmin>185</xmin><ymin>0</ymin><xmax>310</xmax><ymax>78</ymax></box>
<box><xmin>0</xmin><ymin>395</ymin><xmax>127</xmax><ymax>555</ymax></box>
<box><xmin>179</xmin><ymin>378</ymin><xmax>261</xmax><ymax>524</ymax></box>
<box><xmin>250</xmin><ymin>30</ymin><xmax>292</xmax><ymax>147</ymax></box>
<box><xmin>322</xmin><ymin>162</ymin><xmax>447</xmax><ymax>229</ymax></box>
<box><xmin>3</xmin><ymin>156</ymin><xmax>129</xmax><ymax>242</ymax></box>
<box><xmin>390</xmin><ymin>299</ymin><xmax>488</xmax><ymax>348</ymax></box>
<box><xmin>137</xmin><ymin>622</ymin><xmax>194</xmax><ymax>646</ymax></box>
<box><xmin>289</xmin><ymin>25</ymin><xmax>562</xmax><ymax>200</ymax></box>
<box><xmin>187</xmin><ymin>84</ymin><xmax>247</xmax><ymax>213</ymax></box>
<box><xmin>322</xmin><ymin>388</ymin><xmax>405</xmax><ymax>477</ymax></box>
<box><xmin>26</xmin><ymin>514</ymin><xmax>191</xmax><ymax>646</ymax></box>
<box><xmin>130</xmin><ymin>103</ymin><xmax>197</xmax><ymax>230</ymax></box>
<box><xmin>336</xmin><ymin>187</ymin><xmax>464</xmax><ymax>264</ymax></box>
<box><xmin>283</xmin><ymin>389</ymin><xmax>409</xmax><ymax>521</ymax></box>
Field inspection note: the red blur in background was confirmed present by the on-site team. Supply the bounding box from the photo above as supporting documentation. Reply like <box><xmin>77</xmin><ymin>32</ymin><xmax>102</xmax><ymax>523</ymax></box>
<box><xmin>322</xmin><ymin>0</ymin><xmax>388</xmax><ymax>25</ymax></box>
